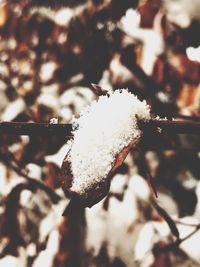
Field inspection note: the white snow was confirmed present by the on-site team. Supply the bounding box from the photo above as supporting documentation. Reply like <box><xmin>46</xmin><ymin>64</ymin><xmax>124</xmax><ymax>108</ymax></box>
<box><xmin>128</xmin><ymin>174</ymin><xmax>150</xmax><ymax>202</ymax></box>
<box><xmin>60</xmin><ymin>86</ymin><xmax>96</xmax><ymax>117</ymax></box>
<box><xmin>26</xmin><ymin>163</ymin><xmax>42</xmax><ymax>180</ymax></box>
<box><xmin>109</xmin><ymin>174</ymin><xmax>128</xmax><ymax>194</ymax></box>
<box><xmin>0</xmin><ymin>248</ymin><xmax>26</xmax><ymax>267</ymax></box>
<box><xmin>85</xmin><ymin>200</ymin><xmax>107</xmax><ymax>256</ymax></box>
<box><xmin>186</xmin><ymin>46</ymin><xmax>200</xmax><ymax>63</ymax></box>
<box><xmin>30</xmin><ymin>4</ymin><xmax>86</xmax><ymax>28</ymax></box>
<box><xmin>134</xmin><ymin>223</ymin><xmax>156</xmax><ymax>264</ymax></box>
<box><xmin>45</xmin><ymin>143</ymin><xmax>73</xmax><ymax>168</ymax></box>
<box><xmin>32</xmin><ymin>229</ymin><xmax>60</xmax><ymax>267</ymax></box>
<box><xmin>67</xmin><ymin>89</ymin><xmax>150</xmax><ymax>195</ymax></box>
<box><xmin>98</xmin><ymin>70</ymin><xmax>113</xmax><ymax>92</ymax></box>
<box><xmin>109</xmin><ymin>54</ymin><xmax>135</xmax><ymax>82</ymax></box>
<box><xmin>1</xmin><ymin>98</ymin><xmax>26</xmax><ymax>121</ymax></box>
<box><xmin>37</xmin><ymin>92</ymin><xmax>60</xmax><ymax>110</ymax></box>
<box><xmin>85</xmin><ymin>172</ymin><xmax>151</xmax><ymax>266</ymax></box>
<box><xmin>177</xmin><ymin>216</ymin><xmax>200</xmax><ymax>263</ymax></box>
<box><xmin>60</xmin><ymin>106</ymin><xmax>73</xmax><ymax>121</ymax></box>
<box><xmin>194</xmin><ymin>181</ymin><xmax>200</xmax><ymax>219</ymax></box>
<box><xmin>164</xmin><ymin>0</ymin><xmax>200</xmax><ymax>28</ymax></box>
<box><xmin>49</xmin><ymin>117</ymin><xmax>58</xmax><ymax>124</ymax></box>
<box><xmin>55</xmin><ymin>8</ymin><xmax>74</xmax><ymax>26</ymax></box>
<box><xmin>38</xmin><ymin>200</ymin><xmax>67</xmax><ymax>243</ymax></box>
<box><xmin>0</xmin><ymin>163</ymin><xmax>24</xmax><ymax>196</ymax></box>
<box><xmin>120</xmin><ymin>11</ymin><xmax>164</xmax><ymax>75</ymax></box>
<box><xmin>120</xmin><ymin>8</ymin><xmax>141</xmax><ymax>29</ymax></box>
<box><xmin>39</xmin><ymin>62</ymin><xmax>57</xmax><ymax>83</ymax></box>
<box><xmin>0</xmin><ymin>63</ymin><xmax>9</xmax><ymax>77</ymax></box>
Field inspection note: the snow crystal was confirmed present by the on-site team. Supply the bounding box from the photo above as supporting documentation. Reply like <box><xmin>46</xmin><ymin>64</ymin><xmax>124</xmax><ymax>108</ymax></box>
<box><xmin>67</xmin><ymin>89</ymin><xmax>150</xmax><ymax>195</ymax></box>
<box><xmin>49</xmin><ymin>118</ymin><xmax>58</xmax><ymax>124</ymax></box>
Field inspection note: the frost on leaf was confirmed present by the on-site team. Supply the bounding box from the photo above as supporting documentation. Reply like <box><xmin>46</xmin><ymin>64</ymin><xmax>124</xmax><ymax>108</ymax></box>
<box><xmin>61</xmin><ymin>89</ymin><xmax>150</xmax><ymax>207</ymax></box>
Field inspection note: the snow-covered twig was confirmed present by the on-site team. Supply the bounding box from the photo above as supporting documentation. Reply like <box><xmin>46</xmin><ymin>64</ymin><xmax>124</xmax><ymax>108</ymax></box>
<box><xmin>0</xmin><ymin>119</ymin><xmax>200</xmax><ymax>136</ymax></box>
<box><xmin>0</xmin><ymin>121</ymin><xmax>72</xmax><ymax>136</ymax></box>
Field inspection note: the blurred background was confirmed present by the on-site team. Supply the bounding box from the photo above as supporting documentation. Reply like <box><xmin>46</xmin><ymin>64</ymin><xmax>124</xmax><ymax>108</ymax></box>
<box><xmin>0</xmin><ymin>0</ymin><xmax>200</xmax><ymax>266</ymax></box>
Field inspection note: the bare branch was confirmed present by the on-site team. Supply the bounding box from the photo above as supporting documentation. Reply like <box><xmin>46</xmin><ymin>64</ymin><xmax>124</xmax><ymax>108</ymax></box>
<box><xmin>153</xmin><ymin>201</ymin><xmax>180</xmax><ymax>239</ymax></box>
<box><xmin>0</xmin><ymin>121</ymin><xmax>72</xmax><ymax>136</ymax></box>
<box><xmin>0</xmin><ymin>119</ymin><xmax>200</xmax><ymax>136</ymax></box>
<box><xmin>154</xmin><ymin>224</ymin><xmax>200</xmax><ymax>254</ymax></box>
<box><xmin>141</xmin><ymin>119</ymin><xmax>200</xmax><ymax>134</ymax></box>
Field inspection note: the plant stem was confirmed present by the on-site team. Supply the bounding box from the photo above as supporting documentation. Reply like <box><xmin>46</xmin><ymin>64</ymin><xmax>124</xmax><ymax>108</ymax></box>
<box><xmin>140</xmin><ymin>118</ymin><xmax>200</xmax><ymax>134</ymax></box>
<box><xmin>0</xmin><ymin>121</ymin><xmax>73</xmax><ymax>136</ymax></box>
<box><xmin>154</xmin><ymin>224</ymin><xmax>200</xmax><ymax>253</ymax></box>
<box><xmin>0</xmin><ymin>119</ymin><xmax>200</xmax><ymax>136</ymax></box>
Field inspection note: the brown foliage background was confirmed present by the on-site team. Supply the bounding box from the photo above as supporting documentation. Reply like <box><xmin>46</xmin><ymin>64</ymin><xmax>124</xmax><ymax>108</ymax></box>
<box><xmin>0</xmin><ymin>0</ymin><xmax>200</xmax><ymax>266</ymax></box>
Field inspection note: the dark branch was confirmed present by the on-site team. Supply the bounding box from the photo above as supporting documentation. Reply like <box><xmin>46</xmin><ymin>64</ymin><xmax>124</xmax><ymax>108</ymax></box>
<box><xmin>140</xmin><ymin>119</ymin><xmax>200</xmax><ymax>134</ymax></box>
<box><xmin>154</xmin><ymin>224</ymin><xmax>200</xmax><ymax>254</ymax></box>
<box><xmin>0</xmin><ymin>121</ymin><xmax>73</xmax><ymax>136</ymax></box>
<box><xmin>1</xmin><ymin>119</ymin><xmax>200</xmax><ymax>136</ymax></box>
<box><xmin>175</xmin><ymin>114</ymin><xmax>200</xmax><ymax>122</ymax></box>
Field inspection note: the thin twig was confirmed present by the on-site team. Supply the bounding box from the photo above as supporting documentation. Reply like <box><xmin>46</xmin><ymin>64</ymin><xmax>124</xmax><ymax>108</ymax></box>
<box><xmin>0</xmin><ymin>121</ymin><xmax>73</xmax><ymax>136</ymax></box>
<box><xmin>175</xmin><ymin>114</ymin><xmax>200</xmax><ymax>122</ymax></box>
<box><xmin>174</xmin><ymin>220</ymin><xmax>200</xmax><ymax>227</ymax></box>
<box><xmin>1</xmin><ymin>119</ymin><xmax>200</xmax><ymax>136</ymax></box>
<box><xmin>154</xmin><ymin>224</ymin><xmax>200</xmax><ymax>253</ymax></box>
<box><xmin>137</xmin><ymin>146</ymin><xmax>158</xmax><ymax>198</ymax></box>
<box><xmin>140</xmin><ymin>118</ymin><xmax>200</xmax><ymax>134</ymax></box>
